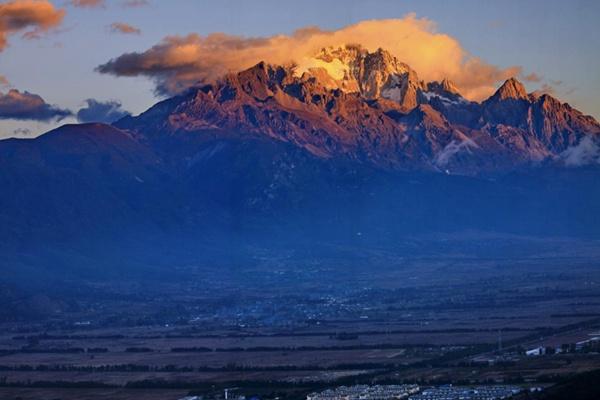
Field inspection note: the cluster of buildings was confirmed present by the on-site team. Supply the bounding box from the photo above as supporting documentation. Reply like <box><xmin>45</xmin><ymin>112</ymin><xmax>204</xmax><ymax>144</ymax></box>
<box><xmin>181</xmin><ymin>384</ymin><xmax>526</xmax><ymax>400</ymax></box>
<box><xmin>409</xmin><ymin>386</ymin><xmax>521</xmax><ymax>400</ymax></box>
<box><xmin>307</xmin><ymin>385</ymin><xmax>523</xmax><ymax>400</ymax></box>
<box><xmin>526</xmin><ymin>334</ymin><xmax>600</xmax><ymax>356</ymax></box>
<box><xmin>307</xmin><ymin>385</ymin><xmax>420</xmax><ymax>400</ymax></box>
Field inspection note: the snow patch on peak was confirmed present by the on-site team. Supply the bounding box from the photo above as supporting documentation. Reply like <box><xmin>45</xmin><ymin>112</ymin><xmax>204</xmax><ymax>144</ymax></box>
<box><xmin>423</xmin><ymin>91</ymin><xmax>466</xmax><ymax>106</ymax></box>
<box><xmin>296</xmin><ymin>56</ymin><xmax>350</xmax><ymax>81</ymax></box>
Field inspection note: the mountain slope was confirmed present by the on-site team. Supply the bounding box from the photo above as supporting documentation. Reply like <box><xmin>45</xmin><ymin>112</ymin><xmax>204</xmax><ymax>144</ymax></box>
<box><xmin>0</xmin><ymin>123</ymin><xmax>182</xmax><ymax>240</ymax></box>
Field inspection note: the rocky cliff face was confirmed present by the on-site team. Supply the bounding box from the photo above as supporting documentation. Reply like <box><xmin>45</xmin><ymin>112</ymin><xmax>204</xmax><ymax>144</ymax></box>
<box><xmin>297</xmin><ymin>45</ymin><xmax>425</xmax><ymax>111</ymax></box>
<box><xmin>479</xmin><ymin>79</ymin><xmax>599</xmax><ymax>160</ymax></box>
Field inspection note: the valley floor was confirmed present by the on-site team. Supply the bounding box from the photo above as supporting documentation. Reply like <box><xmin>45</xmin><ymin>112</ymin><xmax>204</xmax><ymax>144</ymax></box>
<box><xmin>1</xmin><ymin>237</ymin><xmax>600</xmax><ymax>399</ymax></box>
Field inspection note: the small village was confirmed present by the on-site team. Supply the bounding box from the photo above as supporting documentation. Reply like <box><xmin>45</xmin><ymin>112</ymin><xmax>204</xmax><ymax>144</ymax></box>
<box><xmin>180</xmin><ymin>384</ymin><xmax>532</xmax><ymax>400</ymax></box>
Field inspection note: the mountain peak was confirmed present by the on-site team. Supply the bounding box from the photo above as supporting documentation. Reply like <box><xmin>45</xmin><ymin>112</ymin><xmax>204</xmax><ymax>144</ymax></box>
<box><xmin>493</xmin><ymin>77</ymin><xmax>528</xmax><ymax>100</ymax></box>
<box><xmin>299</xmin><ymin>44</ymin><xmax>423</xmax><ymax>110</ymax></box>
<box><xmin>426</xmin><ymin>79</ymin><xmax>462</xmax><ymax>98</ymax></box>
<box><xmin>440</xmin><ymin>78</ymin><xmax>460</xmax><ymax>95</ymax></box>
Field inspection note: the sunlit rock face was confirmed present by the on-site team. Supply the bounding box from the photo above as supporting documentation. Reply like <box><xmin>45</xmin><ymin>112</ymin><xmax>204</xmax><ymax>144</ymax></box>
<box><xmin>297</xmin><ymin>45</ymin><xmax>425</xmax><ymax>111</ymax></box>
<box><xmin>480</xmin><ymin>78</ymin><xmax>600</xmax><ymax>158</ymax></box>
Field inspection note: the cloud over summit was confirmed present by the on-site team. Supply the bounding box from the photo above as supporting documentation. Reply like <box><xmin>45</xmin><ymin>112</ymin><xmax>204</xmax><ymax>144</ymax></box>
<box><xmin>97</xmin><ymin>15</ymin><xmax>521</xmax><ymax>100</ymax></box>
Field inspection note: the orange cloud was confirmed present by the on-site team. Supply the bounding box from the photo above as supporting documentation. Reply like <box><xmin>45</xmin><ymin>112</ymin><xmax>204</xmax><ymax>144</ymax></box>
<box><xmin>0</xmin><ymin>0</ymin><xmax>65</xmax><ymax>51</ymax></box>
<box><xmin>109</xmin><ymin>22</ymin><xmax>141</xmax><ymax>35</ymax></box>
<box><xmin>0</xmin><ymin>75</ymin><xmax>9</xmax><ymax>86</ymax></box>
<box><xmin>97</xmin><ymin>15</ymin><xmax>521</xmax><ymax>100</ymax></box>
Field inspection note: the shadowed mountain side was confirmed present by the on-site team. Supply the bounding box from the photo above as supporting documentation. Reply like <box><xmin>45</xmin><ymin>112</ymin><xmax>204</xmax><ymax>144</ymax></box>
<box><xmin>1</xmin><ymin>122</ymin><xmax>600</xmax><ymax>246</ymax></box>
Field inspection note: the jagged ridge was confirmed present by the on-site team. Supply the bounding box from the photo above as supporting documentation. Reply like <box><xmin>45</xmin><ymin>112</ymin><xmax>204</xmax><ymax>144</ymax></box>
<box><xmin>114</xmin><ymin>46</ymin><xmax>599</xmax><ymax>174</ymax></box>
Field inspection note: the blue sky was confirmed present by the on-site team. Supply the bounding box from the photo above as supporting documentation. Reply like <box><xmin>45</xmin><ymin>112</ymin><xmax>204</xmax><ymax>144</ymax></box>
<box><xmin>0</xmin><ymin>0</ymin><xmax>599</xmax><ymax>137</ymax></box>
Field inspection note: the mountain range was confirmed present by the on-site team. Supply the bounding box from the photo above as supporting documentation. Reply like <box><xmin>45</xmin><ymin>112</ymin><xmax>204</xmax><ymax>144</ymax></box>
<box><xmin>114</xmin><ymin>45</ymin><xmax>599</xmax><ymax>174</ymax></box>
<box><xmin>1</xmin><ymin>45</ymin><xmax>600</xmax><ymax>252</ymax></box>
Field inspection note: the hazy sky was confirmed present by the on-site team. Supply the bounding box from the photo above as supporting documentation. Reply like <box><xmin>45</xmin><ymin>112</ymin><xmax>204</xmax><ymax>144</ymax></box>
<box><xmin>0</xmin><ymin>0</ymin><xmax>599</xmax><ymax>138</ymax></box>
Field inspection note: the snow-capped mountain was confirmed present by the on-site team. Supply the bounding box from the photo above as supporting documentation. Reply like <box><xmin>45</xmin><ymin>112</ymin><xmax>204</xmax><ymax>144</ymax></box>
<box><xmin>113</xmin><ymin>47</ymin><xmax>599</xmax><ymax>174</ymax></box>
<box><xmin>1</xmin><ymin>45</ymin><xmax>600</xmax><ymax>243</ymax></box>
